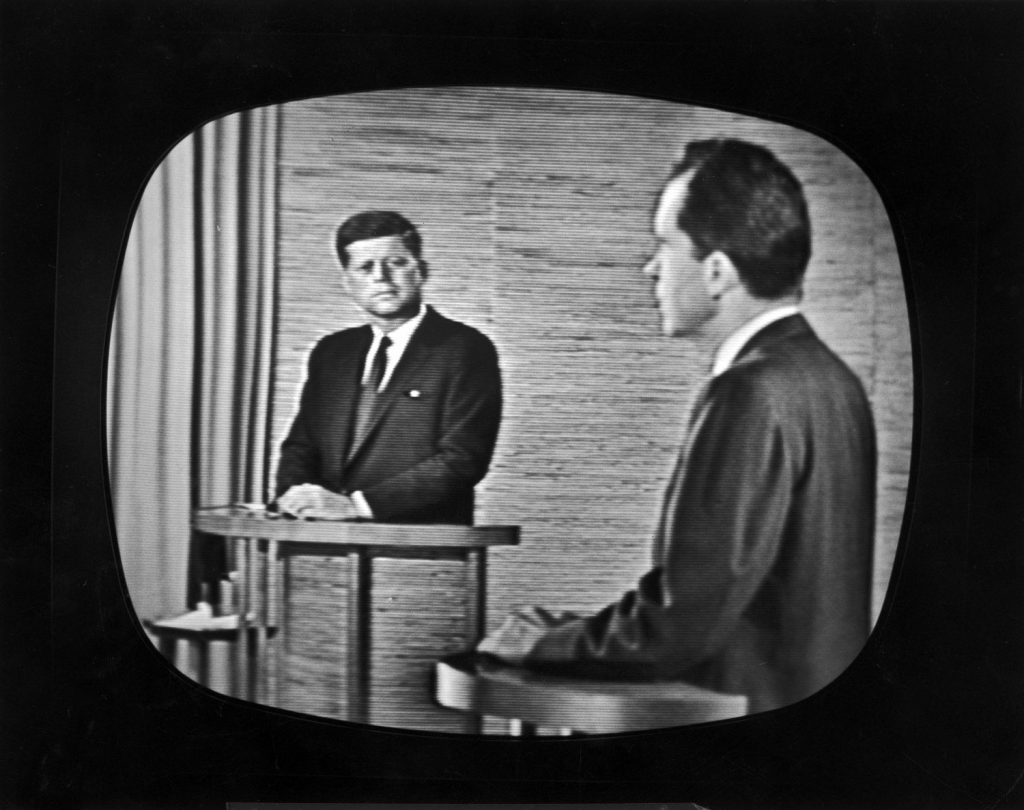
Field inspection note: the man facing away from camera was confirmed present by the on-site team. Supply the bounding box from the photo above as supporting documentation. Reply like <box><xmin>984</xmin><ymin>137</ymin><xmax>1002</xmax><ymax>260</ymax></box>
<box><xmin>478</xmin><ymin>139</ymin><xmax>876</xmax><ymax>714</ymax></box>
<box><xmin>274</xmin><ymin>210</ymin><xmax>502</xmax><ymax>524</ymax></box>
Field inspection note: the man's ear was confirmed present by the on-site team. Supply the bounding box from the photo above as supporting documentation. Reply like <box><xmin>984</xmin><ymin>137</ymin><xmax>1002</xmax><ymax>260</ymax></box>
<box><xmin>417</xmin><ymin>259</ymin><xmax>430</xmax><ymax>281</ymax></box>
<box><xmin>702</xmin><ymin>250</ymin><xmax>740</xmax><ymax>300</ymax></box>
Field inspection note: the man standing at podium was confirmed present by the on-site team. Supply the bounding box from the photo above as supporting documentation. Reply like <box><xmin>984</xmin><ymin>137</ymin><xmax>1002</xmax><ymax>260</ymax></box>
<box><xmin>478</xmin><ymin>139</ymin><xmax>876</xmax><ymax>714</ymax></box>
<box><xmin>274</xmin><ymin>210</ymin><xmax>502</xmax><ymax>524</ymax></box>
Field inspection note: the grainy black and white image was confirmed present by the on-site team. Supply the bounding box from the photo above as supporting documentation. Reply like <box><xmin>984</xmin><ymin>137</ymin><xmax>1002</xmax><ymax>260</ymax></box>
<box><xmin>106</xmin><ymin>87</ymin><xmax>911</xmax><ymax>735</ymax></box>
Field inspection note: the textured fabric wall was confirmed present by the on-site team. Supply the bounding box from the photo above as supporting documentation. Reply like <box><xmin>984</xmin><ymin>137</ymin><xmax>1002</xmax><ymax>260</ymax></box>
<box><xmin>271</xmin><ymin>87</ymin><xmax>911</xmax><ymax>648</ymax></box>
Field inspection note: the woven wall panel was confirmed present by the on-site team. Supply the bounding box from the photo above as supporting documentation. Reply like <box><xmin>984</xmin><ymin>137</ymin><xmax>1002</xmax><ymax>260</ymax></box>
<box><xmin>272</xmin><ymin>87</ymin><xmax>912</xmax><ymax>724</ymax></box>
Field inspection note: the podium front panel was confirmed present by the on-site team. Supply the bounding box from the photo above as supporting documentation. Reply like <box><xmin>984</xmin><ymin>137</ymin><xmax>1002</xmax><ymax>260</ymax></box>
<box><xmin>277</xmin><ymin>554</ymin><xmax>350</xmax><ymax>720</ymax></box>
<box><xmin>277</xmin><ymin>552</ymin><xmax>478</xmax><ymax>732</ymax></box>
<box><xmin>192</xmin><ymin>509</ymin><xmax>516</xmax><ymax>732</ymax></box>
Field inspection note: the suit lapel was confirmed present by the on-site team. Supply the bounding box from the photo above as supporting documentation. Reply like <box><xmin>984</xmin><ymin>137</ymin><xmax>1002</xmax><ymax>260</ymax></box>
<box><xmin>345</xmin><ymin>308</ymin><xmax>442</xmax><ymax>463</ymax></box>
<box><xmin>653</xmin><ymin>375</ymin><xmax>714</xmax><ymax>560</ymax></box>
<box><xmin>326</xmin><ymin>326</ymin><xmax>372</xmax><ymax>475</ymax></box>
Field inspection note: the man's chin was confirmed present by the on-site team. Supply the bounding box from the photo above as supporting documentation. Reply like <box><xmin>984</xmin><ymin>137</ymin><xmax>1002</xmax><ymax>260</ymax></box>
<box><xmin>369</xmin><ymin>302</ymin><xmax>419</xmax><ymax>321</ymax></box>
<box><xmin>663</xmin><ymin>316</ymin><xmax>709</xmax><ymax>338</ymax></box>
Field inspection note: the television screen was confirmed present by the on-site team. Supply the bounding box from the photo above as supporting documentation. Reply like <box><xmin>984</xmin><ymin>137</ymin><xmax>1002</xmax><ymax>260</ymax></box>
<box><xmin>108</xmin><ymin>86</ymin><xmax>910</xmax><ymax>735</ymax></box>
<box><xmin>13</xmin><ymin>2</ymin><xmax>1022</xmax><ymax>807</ymax></box>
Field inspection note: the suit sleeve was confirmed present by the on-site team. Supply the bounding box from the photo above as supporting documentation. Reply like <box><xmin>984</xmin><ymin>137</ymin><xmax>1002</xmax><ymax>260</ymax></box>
<box><xmin>274</xmin><ymin>343</ymin><xmax>327</xmax><ymax>497</ymax></box>
<box><xmin>359</xmin><ymin>334</ymin><xmax>502</xmax><ymax>520</ymax></box>
<box><xmin>522</xmin><ymin>372</ymin><xmax>797</xmax><ymax>678</ymax></box>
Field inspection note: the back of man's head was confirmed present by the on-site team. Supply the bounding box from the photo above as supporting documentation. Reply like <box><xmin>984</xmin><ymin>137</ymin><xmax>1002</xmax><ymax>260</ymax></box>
<box><xmin>335</xmin><ymin>210</ymin><xmax>423</xmax><ymax>266</ymax></box>
<box><xmin>672</xmin><ymin>139</ymin><xmax>811</xmax><ymax>300</ymax></box>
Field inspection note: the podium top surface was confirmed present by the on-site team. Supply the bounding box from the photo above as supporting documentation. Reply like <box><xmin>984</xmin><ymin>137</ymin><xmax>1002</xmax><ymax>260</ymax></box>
<box><xmin>435</xmin><ymin>652</ymin><xmax>748</xmax><ymax>733</ymax></box>
<box><xmin>193</xmin><ymin>506</ymin><xmax>519</xmax><ymax>548</ymax></box>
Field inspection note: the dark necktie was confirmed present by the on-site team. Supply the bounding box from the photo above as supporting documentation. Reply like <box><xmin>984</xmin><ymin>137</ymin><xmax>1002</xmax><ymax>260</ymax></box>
<box><xmin>368</xmin><ymin>335</ymin><xmax>392</xmax><ymax>392</ymax></box>
<box><xmin>351</xmin><ymin>335</ymin><xmax>391</xmax><ymax>455</ymax></box>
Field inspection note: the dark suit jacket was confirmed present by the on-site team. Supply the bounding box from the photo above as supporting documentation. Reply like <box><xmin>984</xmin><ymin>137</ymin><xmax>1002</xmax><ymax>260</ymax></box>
<box><xmin>275</xmin><ymin>306</ymin><xmax>502</xmax><ymax>524</ymax></box>
<box><xmin>523</xmin><ymin>314</ymin><xmax>876</xmax><ymax>714</ymax></box>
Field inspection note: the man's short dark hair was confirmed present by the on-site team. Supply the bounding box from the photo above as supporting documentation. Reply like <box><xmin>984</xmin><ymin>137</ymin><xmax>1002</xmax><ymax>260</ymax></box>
<box><xmin>671</xmin><ymin>139</ymin><xmax>811</xmax><ymax>300</ymax></box>
<box><xmin>335</xmin><ymin>210</ymin><xmax>423</xmax><ymax>266</ymax></box>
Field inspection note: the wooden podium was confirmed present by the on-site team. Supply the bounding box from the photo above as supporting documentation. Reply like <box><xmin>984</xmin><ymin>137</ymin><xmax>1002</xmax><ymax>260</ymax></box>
<box><xmin>436</xmin><ymin>652</ymin><xmax>748</xmax><ymax>734</ymax></box>
<box><xmin>192</xmin><ymin>506</ymin><xmax>518</xmax><ymax>731</ymax></box>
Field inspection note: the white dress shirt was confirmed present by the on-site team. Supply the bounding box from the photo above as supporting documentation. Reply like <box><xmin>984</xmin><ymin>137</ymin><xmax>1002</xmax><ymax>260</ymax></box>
<box><xmin>360</xmin><ymin>303</ymin><xmax>428</xmax><ymax>390</ymax></box>
<box><xmin>351</xmin><ymin>304</ymin><xmax>428</xmax><ymax>518</ymax></box>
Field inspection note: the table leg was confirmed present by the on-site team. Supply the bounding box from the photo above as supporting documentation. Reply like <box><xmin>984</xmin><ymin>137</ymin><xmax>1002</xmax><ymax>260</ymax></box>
<box><xmin>184</xmin><ymin>638</ymin><xmax>204</xmax><ymax>684</ymax></box>
<box><xmin>509</xmin><ymin>719</ymin><xmax>538</xmax><ymax>737</ymax></box>
<box><xmin>463</xmin><ymin>548</ymin><xmax>488</xmax><ymax>733</ymax></box>
<box><xmin>347</xmin><ymin>549</ymin><xmax>371</xmax><ymax>724</ymax></box>
<box><xmin>235</xmin><ymin>537</ymin><xmax>250</xmax><ymax>700</ymax></box>
<box><xmin>251</xmin><ymin>540</ymin><xmax>267</xmax><ymax>702</ymax></box>
<box><xmin>464</xmin><ymin>548</ymin><xmax>487</xmax><ymax>644</ymax></box>
<box><xmin>265</xmin><ymin>539</ymin><xmax>281</xmax><ymax>707</ymax></box>
<box><xmin>156</xmin><ymin>634</ymin><xmax>177</xmax><ymax>662</ymax></box>
<box><xmin>276</xmin><ymin>552</ymin><xmax>290</xmax><ymax>708</ymax></box>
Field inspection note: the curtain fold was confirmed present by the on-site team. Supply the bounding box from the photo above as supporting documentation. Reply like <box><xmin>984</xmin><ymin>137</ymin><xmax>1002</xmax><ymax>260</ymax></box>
<box><xmin>189</xmin><ymin>107</ymin><xmax>279</xmax><ymax>607</ymax></box>
<box><xmin>107</xmin><ymin>107</ymin><xmax>279</xmax><ymax>621</ymax></box>
<box><xmin>107</xmin><ymin>138</ymin><xmax>196</xmax><ymax>622</ymax></box>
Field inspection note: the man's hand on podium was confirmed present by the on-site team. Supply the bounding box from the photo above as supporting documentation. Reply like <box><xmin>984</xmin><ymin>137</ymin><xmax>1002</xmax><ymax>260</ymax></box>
<box><xmin>476</xmin><ymin>605</ymin><xmax>579</xmax><ymax>664</ymax></box>
<box><xmin>276</xmin><ymin>484</ymin><xmax>360</xmax><ymax>520</ymax></box>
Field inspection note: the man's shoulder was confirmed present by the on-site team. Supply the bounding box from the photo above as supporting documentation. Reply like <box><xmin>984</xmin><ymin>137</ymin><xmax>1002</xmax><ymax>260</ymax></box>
<box><xmin>419</xmin><ymin>308</ymin><xmax>497</xmax><ymax>351</ymax></box>
<box><xmin>719</xmin><ymin>327</ymin><xmax>870</xmax><ymax>414</ymax></box>
<box><xmin>321</xmin><ymin>325</ymin><xmax>370</xmax><ymax>344</ymax></box>
<box><xmin>309</xmin><ymin>325</ymin><xmax>372</xmax><ymax>358</ymax></box>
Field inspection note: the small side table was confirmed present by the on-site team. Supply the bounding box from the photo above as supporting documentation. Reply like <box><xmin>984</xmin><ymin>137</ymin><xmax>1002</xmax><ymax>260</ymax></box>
<box><xmin>144</xmin><ymin>609</ymin><xmax>278</xmax><ymax>699</ymax></box>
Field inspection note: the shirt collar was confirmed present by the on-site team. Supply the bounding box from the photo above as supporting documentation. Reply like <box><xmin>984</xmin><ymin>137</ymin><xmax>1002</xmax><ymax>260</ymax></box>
<box><xmin>711</xmin><ymin>305</ymin><xmax>800</xmax><ymax>377</ymax></box>
<box><xmin>369</xmin><ymin>303</ymin><xmax>428</xmax><ymax>355</ymax></box>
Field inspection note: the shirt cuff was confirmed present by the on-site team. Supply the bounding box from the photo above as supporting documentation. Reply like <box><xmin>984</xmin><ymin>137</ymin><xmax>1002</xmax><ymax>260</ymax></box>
<box><xmin>350</xmin><ymin>490</ymin><xmax>374</xmax><ymax>519</ymax></box>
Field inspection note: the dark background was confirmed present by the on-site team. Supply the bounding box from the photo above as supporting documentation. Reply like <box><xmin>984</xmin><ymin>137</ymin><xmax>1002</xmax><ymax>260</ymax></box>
<box><xmin>3</xmin><ymin>1</ymin><xmax>1023</xmax><ymax>807</ymax></box>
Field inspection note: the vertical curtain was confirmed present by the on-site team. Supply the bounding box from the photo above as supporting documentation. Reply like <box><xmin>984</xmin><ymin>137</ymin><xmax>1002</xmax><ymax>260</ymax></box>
<box><xmin>107</xmin><ymin>107</ymin><xmax>279</xmax><ymax>622</ymax></box>
<box><xmin>107</xmin><ymin>139</ymin><xmax>196</xmax><ymax>622</ymax></box>
<box><xmin>189</xmin><ymin>108</ymin><xmax>279</xmax><ymax>608</ymax></box>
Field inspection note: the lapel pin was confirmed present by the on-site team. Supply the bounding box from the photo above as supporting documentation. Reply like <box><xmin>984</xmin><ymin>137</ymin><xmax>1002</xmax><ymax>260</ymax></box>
<box><xmin>407</xmin><ymin>389</ymin><xmax>421</xmax><ymax>398</ymax></box>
